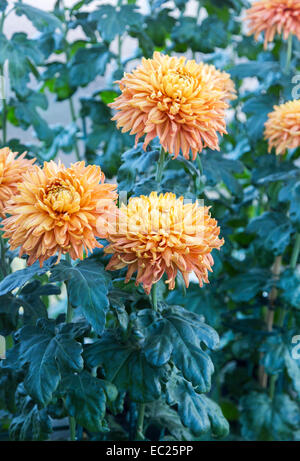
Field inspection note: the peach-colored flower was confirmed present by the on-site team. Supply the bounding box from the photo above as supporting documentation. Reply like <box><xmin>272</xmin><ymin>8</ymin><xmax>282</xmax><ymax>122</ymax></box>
<box><xmin>0</xmin><ymin>147</ymin><xmax>35</xmax><ymax>218</ymax></box>
<box><xmin>244</xmin><ymin>0</ymin><xmax>300</xmax><ymax>49</ymax></box>
<box><xmin>264</xmin><ymin>99</ymin><xmax>300</xmax><ymax>155</ymax></box>
<box><xmin>2</xmin><ymin>161</ymin><xmax>118</xmax><ymax>266</ymax></box>
<box><xmin>109</xmin><ymin>52</ymin><xmax>231</xmax><ymax>160</ymax></box>
<box><xmin>105</xmin><ymin>191</ymin><xmax>224</xmax><ymax>295</ymax></box>
<box><xmin>209</xmin><ymin>66</ymin><xmax>237</xmax><ymax>102</ymax></box>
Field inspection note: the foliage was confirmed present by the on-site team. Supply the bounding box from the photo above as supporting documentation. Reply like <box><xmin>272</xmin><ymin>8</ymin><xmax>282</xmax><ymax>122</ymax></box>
<box><xmin>0</xmin><ymin>0</ymin><xmax>299</xmax><ymax>443</ymax></box>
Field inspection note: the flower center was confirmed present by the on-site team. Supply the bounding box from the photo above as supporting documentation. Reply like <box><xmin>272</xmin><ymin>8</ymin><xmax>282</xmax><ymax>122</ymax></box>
<box><xmin>45</xmin><ymin>182</ymin><xmax>80</xmax><ymax>214</ymax></box>
<box><xmin>162</xmin><ymin>69</ymin><xmax>194</xmax><ymax>100</ymax></box>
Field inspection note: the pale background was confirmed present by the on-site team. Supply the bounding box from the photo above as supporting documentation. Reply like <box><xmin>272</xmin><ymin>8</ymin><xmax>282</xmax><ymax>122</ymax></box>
<box><xmin>2</xmin><ymin>0</ymin><xmax>200</xmax><ymax>159</ymax></box>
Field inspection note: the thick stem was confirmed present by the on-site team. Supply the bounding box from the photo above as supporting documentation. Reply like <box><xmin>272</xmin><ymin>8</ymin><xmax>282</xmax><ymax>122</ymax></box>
<box><xmin>156</xmin><ymin>147</ymin><xmax>165</xmax><ymax>183</ymax></box>
<box><xmin>0</xmin><ymin>65</ymin><xmax>7</xmax><ymax>145</ymax></box>
<box><xmin>196</xmin><ymin>154</ymin><xmax>203</xmax><ymax>176</ymax></box>
<box><xmin>285</xmin><ymin>34</ymin><xmax>292</xmax><ymax>74</ymax></box>
<box><xmin>68</xmin><ymin>98</ymin><xmax>81</xmax><ymax>162</ymax></box>
<box><xmin>290</xmin><ymin>232</ymin><xmax>300</xmax><ymax>269</ymax></box>
<box><xmin>135</xmin><ymin>403</ymin><xmax>145</xmax><ymax>440</ymax></box>
<box><xmin>259</xmin><ymin>255</ymin><xmax>282</xmax><ymax>388</ymax></box>
<box><xmin>151</xmin><ymin>283</ymin><xmax>158</xmax><ymax>311</ymax></box>
<box><xmin>0</xmin><ymin>235</ymin><xmax>8</xmax><ymax>278</ymax></box>
<box><xmin>65</xmin><ymin>253</ymin><xmax>76</xmax><ymax>439</ymax></box>
<box><xmin>269</xmin><ymin>375</ymin><xmax>277</xmax><ymax>400</ymax></box>
<box><xmin>69</xmin><ymin>415</ymin><xmax>76</xmax><ymax>441</ymax></box>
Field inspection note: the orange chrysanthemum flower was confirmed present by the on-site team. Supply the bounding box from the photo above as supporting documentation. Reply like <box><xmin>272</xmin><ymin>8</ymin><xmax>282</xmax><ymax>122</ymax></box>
<box><xmin>2</xmin><ymin>161</ymin><xmax>118</xmax><ymax>266</ymax></box>
<box><xmin>109</xmin><ymin>52</ymin><xmax>232</xmax><ymax>160</ymax></box>
<box><xmin>105</xmin><ymin>191</ymin><xmax>224</xmax><ymax>294</ymax></box>
<box><xmin>0</xmin><ymin>147</ymin><xmax>35</xmax><ymax>218</ymax></box>
<box><xmin>245</xmin><ymin>0</ymin><xmax>300</xmax><ymax>49</ymax></box>
<box><xmin>264</xmin><ymin>99</ymin><xmax>300</xmax><ymax>155</ymax></box>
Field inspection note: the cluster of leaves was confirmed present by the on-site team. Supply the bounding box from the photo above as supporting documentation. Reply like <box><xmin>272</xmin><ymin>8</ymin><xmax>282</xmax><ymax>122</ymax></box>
<box><xmin>0</xmin><ymin>0</ymin><xmax>300</xmax><ymax>442</ymax></box>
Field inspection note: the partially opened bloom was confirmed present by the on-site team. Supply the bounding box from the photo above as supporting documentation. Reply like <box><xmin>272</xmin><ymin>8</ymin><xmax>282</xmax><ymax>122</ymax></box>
<box><xmin>2</xmin><ymin>161</ymin><xmax>118</xmax><ymax>266</ymax></box>
<box><xmin>264</xmin><ymin>99</ymin><xmax>300</xmax><ymax>155</ymax></box>
<box><xmin>105</xmin><ymin>191</ymin><xmax>224</xmax><ymax>294</ymax></box>
<box><xmin>0</xmin><ymin>147</ymin><xmax>35</xmax><ymax>218</ymax></box>
<box><xmin>244</xmin><ymin>0</ymin><xmax>300</xmax><ymax>49</ymax></box>
<box><xmin>109</xmin><ymin>52</ymin><xmax>231</xmax><ymax>160</ymax></box>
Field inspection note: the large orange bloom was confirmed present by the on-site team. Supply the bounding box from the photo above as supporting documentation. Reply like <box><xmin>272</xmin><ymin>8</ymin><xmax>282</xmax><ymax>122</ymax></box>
<box><xmin>245</xmin><ymin>0</ymin><xmax>300</xmax><ymax>49</ymax></box>
<box><xmin>0</xmin><ymin>147</ymin><xmax>35</xmax><ymax>218</ymax></box>
<box><xmin>105</xmin><ymin>191</ymin><xmax>224</xmax><ymax>294</ymax></box>
<box><xmin>264</xmin><ymin>99</ymin><xmax>300</xmax><ymax>154</ymax></box>
<box><xmin>109</xmin><ymin>52</ymin><xmax>232</xmax><ymax>160</ymax></box>
<box><xmin>2</xmin><ymin>161</ymin><xmax>118</xmax><ymax>266</ymax></box>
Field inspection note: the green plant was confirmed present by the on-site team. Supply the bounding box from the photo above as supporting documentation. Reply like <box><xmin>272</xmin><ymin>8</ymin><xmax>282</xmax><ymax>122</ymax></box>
<box><xmin>0</xmin><ymin>0</ymin><xmax>299</xmax><ymax>442</ymax></box>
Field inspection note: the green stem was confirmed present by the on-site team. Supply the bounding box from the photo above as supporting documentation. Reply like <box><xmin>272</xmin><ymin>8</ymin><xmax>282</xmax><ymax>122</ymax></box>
<box><xmin>0</xmin><ymin>235</ymin><xmax>8</xmax><ymax>278</ymax></box>
<box><xmin>290</xmin><ymin>232</ymin><xmax>300</xmax><ymax>269</ymax></box>
<box><xmin>269</xmin><ymin>375</ymin><xmax>277</xmax><ymax>400</ymax></box>
<box><xmin>69</xmin><ymin>415</ymin><xmax>76</xmax><ymax>441</ymax></box>
<box><xmin>156</xmin><ymin>147</ymin><xmax>165</xmax><ymax>183</ymax></box>
<box><xmin>151</xmin><ymin>283</ymin><xmax>158</xmax><ymax>311</ymax></box>
<box><xmin>285</xmin><ymin>34</ymin><xmax>292</xmax><ymax>74</ymax></box>
<box><xmin>196</xmin><ymin>154</ymin><xmax>203</xmax><ymax>176</ymax></box>
<box><xmin>62</xmin><ymin>2</ymin><xmax>80</xmax><ymax>162</ymax></box>
<box><xmin>68</xmin><ymin>98</ymin><xmax>81</xmax><ymax>161</ymax></box>
<box><xmin>135</xmin><ymin>403</ymin><xmax>145</xmax><ymax>440</ymax></box>
<box><xmin>117</xmin><ymin>34</ymin><xmax>122</xmax><ymax>68</ymax></box>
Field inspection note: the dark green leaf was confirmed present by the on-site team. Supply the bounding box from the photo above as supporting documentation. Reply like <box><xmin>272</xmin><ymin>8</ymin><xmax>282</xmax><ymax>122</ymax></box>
<box><xmin>17</xmin><ymin>319</ymin><xmax>83</xmax><ymax>406</ymax></box>
<box><xmin>84</xmin><ymin>333</ymin><xmax>162</xmax><ymax>403</ymax></box>
<box><xmin>167</xmin><ymin>376</ymin><xmax>229</xmax><ymax>438</ymax></box>
<box><xmin>62</xmin><ymin>371</ymin><xmax>117</xmax><ymax>432</ymax></box>
<box><xmin>50</xmin><ymin>258</ymin><xmax>111</xmax><ymax>335</ymax></box>
<box><xmin>247</xmin><ymin>212</ymin><xmax>293</xmax><ymax>255</ymax></box>
<box><xmin>15</xmin><ymin>4</ymin><xmax>62</xmax><ymax>32</ymax></box>
<box><xmin>240</xmin><ymin>392</ymin><xmax>300</xmax><ymax>441</ymax></box>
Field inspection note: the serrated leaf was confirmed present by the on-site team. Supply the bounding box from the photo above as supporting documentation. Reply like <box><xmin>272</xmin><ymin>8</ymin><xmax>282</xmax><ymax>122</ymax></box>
<box><xmin>69</xmin><ymin>45</ymin><xmax>111</xmax><ymax>86</ymax></box>
<box><xmin>0</xmin><ymin>257</ymin><xmax>56</xmax><ymax>296</ymax></box>
<box><xmin>9</xmin><ymin>385</ymin><xmax>52</xmax><ymax>441</ymax></box>
<box><xmin>0</xmin><ymin>33</ymin><xmax>43</xmax><ymax>96</ymax></box>
<box><xmin>167</xmin><ymin>376</ymin><xmax>229</xmax><ymax>438</ymax></box>
<box><xmin>15</xmin><ymin>4</ymin><xmax>62</xmax><ymax>32</ymax></box>
<box><xmin>89</xmin><ymin>4</ymin><xmax>142</xmax><ymax>42</ymax></box>
<box><xmin>17</xmin><ymin>319</ymin><xmax>83</xmax><ymax>406</ymax></box>
<box><xmin>84</xmin><ymin>333</ymin><xmax>162</xmax><ymax>403</ymax></box>
<box><xmin>278</xmin><ymin>268</ymin><xmax>300</xmax><ymax>309</ymax></box>
<box><xmin>62</xmin><ymin>371</ymin><xmax>117</xmax><ymax>432</ymax></box>
<box><xmin>139</xmin><ymin>305</ymin><xmax>219</xmax><ymax>391</ymax></box>
<box><xmin>224</xmin><ymin>268</ymin><xmax>270</xmax><ymax>302</ymax></box>
<box><xmin>247</xmin><ymin>212</ymin><xmax>293</xmax><ymax>255</ymax></box>
<box><xmin>240</xmin><ymin>392</ymin><xmax>300</xmax><ymax>441</ymax></box>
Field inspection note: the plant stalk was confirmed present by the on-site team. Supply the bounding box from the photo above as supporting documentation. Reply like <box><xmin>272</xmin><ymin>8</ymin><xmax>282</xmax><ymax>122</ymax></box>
<box><xmin>259</xmin><ymin>255</ymin><xmax>282</xmax><ymax>388</ymax></box>
<box><xmin>135</xmin><ymin>403</ymin><xmax>145</xmax><ymax>440</ymax></box>
<box><xmin>65</xmin><ymin>253</ymin><xmax>76</xmax><ymax>440</ymax></box>
<box><xmin>285</xmin><ymin>34</ymin><xmax>292</xmax><ymax>73</ymax></box>
<box><xmin>151</xmin><ymin>283</ymin><xmax>158</xmax><ymax>311</ymax></box>
<box><xmin>290</xmin><ymin>232</ymin><xmax>300</xmax><ymax>269</ymax></box>
<box><xmin>156</xmin><ymin>147</ymin><xmax>165</xmax><ymax>183</ymax></box>
<box><xmin>62</xmin><ymin>2</ymin><xmax>80</xmax><ymax>162</ymax></box>
<box><xmin>68</xmin><ymin>98</ymin><xmax>81</xmax><ymax>162</ymax></box>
